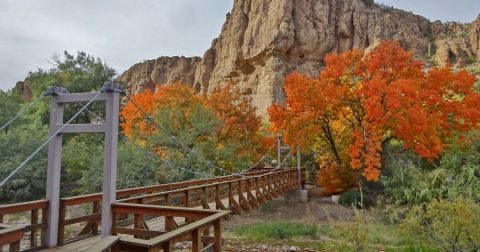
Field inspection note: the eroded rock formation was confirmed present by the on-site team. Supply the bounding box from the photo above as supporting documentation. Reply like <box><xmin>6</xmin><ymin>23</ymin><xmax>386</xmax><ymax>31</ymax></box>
<box><xmin>118</xmin><ymin>0</ymin><xmax>480</xmax><ymax>115</ymax></box>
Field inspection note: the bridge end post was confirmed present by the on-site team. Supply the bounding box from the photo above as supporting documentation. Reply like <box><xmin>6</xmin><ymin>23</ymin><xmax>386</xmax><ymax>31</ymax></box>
<box><xmin>45</xmin><ymin>93</ymin><xmax>65</xmax><ymax>247</ymax></box>
<box><xmin>297</xmin><ymin>147</ymin><xmax>308</xmax><ymax>203</ymax></box>
<box><xmin>100</xmin><ymin>82</ymin><xmax>121</xmax><ymax>238</ymax></box>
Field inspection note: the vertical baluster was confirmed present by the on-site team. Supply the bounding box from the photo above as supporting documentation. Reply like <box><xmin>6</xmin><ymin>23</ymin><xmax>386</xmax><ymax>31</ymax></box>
<box><xmin>41</xmin><ymin>207</ymin><xmax>48</xmax><ymax>247</ymax></box>
<box><xmin>214</xmin><ymin>219</ymin><xmax>222</xmax><ymax>252</ymax></box>
<box><xmin>31</xmin><ymin>209</ymin><xmax>39</xmax><ymax>248</ymax></box>
<box><xmin>111</xmin><ymin>210</ymin><xmax>117</xmax><ymax>235</ymax></box>
<box><xmin>57</xmin><ymin>203</ymin><xmax>66</xmax><ymax>245</ymax></box>
<box><xmin>192</xmin><ymin>229</ymin><xmax>201</xmax><ymax>252</ymax></box>
<box><xmin>92</xmin><ymin>201</ymin><xmax>100</xmax><ymax>235</ymax></box>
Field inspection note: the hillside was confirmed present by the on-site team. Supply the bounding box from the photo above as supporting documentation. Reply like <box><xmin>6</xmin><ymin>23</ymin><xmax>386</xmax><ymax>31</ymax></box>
<box><xmin>118</xmin><ymin>0</ymin><xmax>480</xmax><ymax>115</ymax></box>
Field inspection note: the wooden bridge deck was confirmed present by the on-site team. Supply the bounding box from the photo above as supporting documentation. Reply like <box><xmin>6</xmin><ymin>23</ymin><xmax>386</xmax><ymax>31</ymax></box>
<box><xmin>39</xmin><ymin>194</ymin><xmax>245</xmax><ymax>251</ymax></box>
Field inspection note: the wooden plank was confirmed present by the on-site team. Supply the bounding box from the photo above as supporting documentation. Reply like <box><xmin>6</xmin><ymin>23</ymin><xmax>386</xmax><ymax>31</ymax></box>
<box><xmin>86</xmin><ymin>236</ymin><xmax>119</xmax><ymax>252</ymax></box>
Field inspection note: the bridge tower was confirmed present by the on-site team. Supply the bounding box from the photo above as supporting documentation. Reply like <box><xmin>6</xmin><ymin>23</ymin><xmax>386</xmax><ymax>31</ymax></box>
<box><xmin>44</xmin><ymin>83</ymin><xmax>122</xmax><ymax>247</ymax></box>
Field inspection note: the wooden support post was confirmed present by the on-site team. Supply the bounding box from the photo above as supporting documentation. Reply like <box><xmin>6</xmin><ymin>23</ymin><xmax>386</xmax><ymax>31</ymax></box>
<box><xmin>202</xmin><ymin>226</ymin><xmax>211</xmax><ymax>248</ymax></box>
<box><xmin>297</xmin><ymin>147</ymin><xmax>302</xmax><ymax>188</ymax></box>
<box><xmin>57</xmin><ymin>204</ymin><xmax>66</xmax><ymax>245</ymax></box>
<box><xmin>31</xmin><ymin>209</ymin><xmax>38</xmax><ymax>248</ymax></box>
<box><xmin>101</xmin><ymin>90</ymin><xmax>120</xmax><ymax>238</ymax></box>
<box><xmin>111</xmin><ymin>211</ymin><xmax>117</xmax><ymax>235</ymax></box>
<box><xmin>133</xmin><ymin>213</ymin><xmax>142</xmax><ymax>238</ymax></box>
<box><xmin>41</xmin><ymin>207</ymin><xmax>47</xmax><ymax>247</ymax></box>
<box><xmin>163</xmin><ymin>241</ymin><xmax>173</xmax><ymax>252</ymax></box>
<box><xmin>214</xmin><ymin>219</ymin><xmax>222</xmax><ymax>252</ymax></box>
<box><xmin>92</xmin><ymin>201</ymin><xmax>100</xmax><ymax>234</ymax></box>
<box><xmin>202</xmin><ymin>187</ymin><xmax>210</xmax><ymax>209</ymax></box>
<box><xmin>192</xmin><ymin>229</ymin><xmax>201</xmax><ymax>252</ymax></box>
<box><xmin>45</xmin><ymin>96</ymin><xmax>64</xmax><ymax>247</ymax></box>
<box><xmin>9</xmin><ymin>241</ymin><xmax>20</xmax><ymax>252</ymax></box>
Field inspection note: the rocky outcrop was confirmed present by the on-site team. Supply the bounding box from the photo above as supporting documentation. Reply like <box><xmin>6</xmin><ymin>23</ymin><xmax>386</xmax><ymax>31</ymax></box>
<box><xmin>14</xmin><ymin>81</ymin><xmax>32</xmax><ymax>101</ymax></box>
<box><xmin>118</xmin><ymin>56</ymin><xmax>201</xmax><ymax>93</ymax></box>
<box><xmin>119</xmin><ymin>0</ymin><xmax>480</xmax><ymax>115</ymax></box>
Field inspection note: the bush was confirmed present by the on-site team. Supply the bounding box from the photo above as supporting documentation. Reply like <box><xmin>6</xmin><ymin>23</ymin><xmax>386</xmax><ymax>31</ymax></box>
<box><xmin>234</xmin><ymin>222</ymin><xmax>318</xmax><ymax>241</ymax></box>
<box><xmin>338</xmin><ymin>190</ymin><xmax>374</xmax><ymax>208</ymax></box>
<box><xmin>361</xmin><ymin>0</ymin><xmax>375</xmax><ymax>6</ymax></box>
<box><xmin>403</xmin><ymin>198</ymin><xmax>480</xmax><ymax>252</ymax></box>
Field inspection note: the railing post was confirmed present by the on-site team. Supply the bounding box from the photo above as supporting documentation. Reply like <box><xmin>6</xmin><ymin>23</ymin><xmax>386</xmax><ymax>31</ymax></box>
<box><xmin>57</xmin><ymin>203</ymin><xmax>66</xmax><ymax>245</ymax></box>
<box><xmin>214</xmin><ymin>219</ymin><xmax>222</xmax><ymax>252</ymax></box>
<box><xmin>192</xmin><ymin>229</ymin><xmax>201</xmax><ymax>252</ymax></box>
<box><xmin>92</xmin><ymin>201</ymin><xmax>100</xmax><ymax>234</ymax></box>
<box><xmin>163</xmin><ymin>240</ymin><xmax>173</xmax><ymax>252</ymax></box>
<box><xmin>41</xmin><ymin>206</ymin><xmax>47</xmax><ymax>247</ymax></box>
<box><xmin>297</xmin><ymin>147</ymin><xmax>302</xmax><ymax>188</ymax></box>
<box><xmin>31</xmin><ymin>209</ymin><xmax>38</xmax><ymax>248</ymax></box>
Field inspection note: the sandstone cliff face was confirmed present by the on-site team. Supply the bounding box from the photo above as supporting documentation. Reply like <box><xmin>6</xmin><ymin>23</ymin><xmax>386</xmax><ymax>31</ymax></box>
<box><xmin>118</xmin><ymin>56</ymin><xmax>201</xmax><ymax>94</ymax></box>
<box><xmin>119</xmin><ymin>0</ymin><xmax>480</xmax><ymax>115</ymax></box>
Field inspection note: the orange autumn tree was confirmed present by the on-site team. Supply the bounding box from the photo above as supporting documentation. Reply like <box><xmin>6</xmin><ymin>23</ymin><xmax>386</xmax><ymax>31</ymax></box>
<box><xmin>269</xmin><ymin>41</ymin><xmax>480</xmax><ymax>191</ymax></box>
<box><xmin>121</xmin><ymin>83</ymin><xmax>265</xmax><ymax>176</ymax></box>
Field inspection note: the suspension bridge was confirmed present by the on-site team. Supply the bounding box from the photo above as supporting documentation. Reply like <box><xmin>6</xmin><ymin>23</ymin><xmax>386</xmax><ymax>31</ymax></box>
<box><xmin>0</xmin><ymin>83</ymin><xmax>305</xmax><ymax>252</ymax></box>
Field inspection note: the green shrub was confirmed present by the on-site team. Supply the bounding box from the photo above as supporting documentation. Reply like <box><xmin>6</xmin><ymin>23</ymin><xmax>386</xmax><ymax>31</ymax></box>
<box><xmin>466</xmin><ymin>55</ymin><xmax>477</xmax><ymax>65</ymax></box>
<box><xmin>403</xmin><ymin>198</ymin><xmax>480</xmax><ymax>252</ymax></box>
<box><xmin>338</xmin><ymin>190</ymin><xmax>374</xmax><ymax>208</ymax></box>
<box><xmin>234</xmin><ymin>222</ymin><xmax>318</xmax><ymax>241</ymax></box>
<box><xmin>361</xmin><ymin>0</ymin><xmax>375</xmax><ymax>6</ymax></box>
<box><xmin>381</xmin><ymin>141</ymin><xmax>480</xmax><ymax>206</ymax></box>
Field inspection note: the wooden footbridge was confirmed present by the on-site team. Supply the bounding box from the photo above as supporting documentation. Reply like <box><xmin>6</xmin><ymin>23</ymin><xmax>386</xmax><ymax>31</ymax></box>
<box><xmin>0</xmin><ymin>167</ymin><xmax>301</xmax><ymax>251</ymax></box>
<box><xmin>0</xmin><ymin>84</ymin><xmax>305</xmax><ymax>252</ymax></box>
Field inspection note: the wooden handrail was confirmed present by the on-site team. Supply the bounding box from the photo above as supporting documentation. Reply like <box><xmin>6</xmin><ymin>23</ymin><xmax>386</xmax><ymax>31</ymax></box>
<box><xmin>59</xmin><ymin>170</ymin><xmax>269</xmax><ymax>206</ymax></box>
<box><xmin>0</xmin><ymin>200</ymin><xmax>48</xmax><ymax>215</ymax></box>
<box><xmin>118</xmin><ymin>169</ymin><xmax>295</xmax><ymax>204</ymax></box>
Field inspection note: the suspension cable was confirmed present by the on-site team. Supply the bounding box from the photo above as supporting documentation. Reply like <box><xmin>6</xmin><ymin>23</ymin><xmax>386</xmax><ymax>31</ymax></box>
<box><xmin>0</xmin><ymin>95</ymin><xmax>45</xmax><ymax>132</ymax></box>
<box><xmin>0</xmin><ymin>92</ymin><xmax>101</xmax><ymax>188</ymax></box>
<box><xmin>124</xmin><ymin>94</ymin><xmax>254</xmax><ymax>178</ymax></box>
<box><xmin>83</xmin><ymin>107</ymin><xmax>217</xmax><ymax>179</ymax></box>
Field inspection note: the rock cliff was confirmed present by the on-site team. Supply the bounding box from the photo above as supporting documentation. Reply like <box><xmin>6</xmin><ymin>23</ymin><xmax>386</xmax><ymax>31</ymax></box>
<box><xmin>118</xmin><ymin>0</ymin><xmax>480</xmax><ymax>115</ymax></box>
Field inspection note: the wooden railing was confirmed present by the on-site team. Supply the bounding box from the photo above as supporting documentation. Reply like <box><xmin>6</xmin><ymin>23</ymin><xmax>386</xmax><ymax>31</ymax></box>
<box><xmin>0</xmin><ymin>200</ymin><xmax>48</xmax><ymax>251</ymax></box>
<box><xmin>0</xmin><ymin>168</ymin><xmax>300</xmax><ymax>251</ymax></box>
<box><xmin>88</xmin><ymin>203</ymin><xmax>230</xmax><ymax>252</ymax></box>
<box><xmin>56</xmin><ymin>170</ymin><xmax>272</xmax><ymax>244</ymax></box>
<box><xmin>0</xmin><ymin>224</ymin><xmax>24</xmax><ymax>252</ymax></box>
<box><xmin>118</xmin><ymin>169</ymin><xmax>298</xmax><ymax>215</ymax></box>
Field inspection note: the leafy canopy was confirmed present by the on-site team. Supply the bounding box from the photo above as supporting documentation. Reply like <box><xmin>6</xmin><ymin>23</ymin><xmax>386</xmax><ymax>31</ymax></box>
<box><xmin>121</xmin><ymin>84</ymin><xmax>265</xmax><ymax>178</ymax></box>
<box><xmin>269</xmin><ymin>41</ymin><xmax>480</xmax><ymax>182</ymax></box>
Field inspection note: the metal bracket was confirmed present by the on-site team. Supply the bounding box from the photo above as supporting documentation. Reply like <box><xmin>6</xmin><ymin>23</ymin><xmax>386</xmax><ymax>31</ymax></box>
<box><xmin>101</xmin><ymin>82</ymin><xmax>124</xmax><ymax>94</ymax></box>
<box><xmin>44</xmin><ymin>87</ymin><xmax>70</xmax><ymax>97</ymax></box>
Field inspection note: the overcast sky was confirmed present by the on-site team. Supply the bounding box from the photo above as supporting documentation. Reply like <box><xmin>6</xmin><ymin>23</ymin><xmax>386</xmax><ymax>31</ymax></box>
<box><xmin>1</xmin><ymin>0</ymin><xmax>479</xmax><ymax>91</ymax></box>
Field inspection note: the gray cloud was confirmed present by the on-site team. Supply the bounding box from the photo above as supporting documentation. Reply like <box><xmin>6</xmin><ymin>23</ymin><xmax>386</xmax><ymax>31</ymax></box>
<box><xmin>0</xmin><ymin>0</ymin><xmax>233</xmax><ymax>90</ymax></box>
<box><xmin>0</xmin><ymin>0</ymin><xmax>479</xmax><ymax>91</ymax></box>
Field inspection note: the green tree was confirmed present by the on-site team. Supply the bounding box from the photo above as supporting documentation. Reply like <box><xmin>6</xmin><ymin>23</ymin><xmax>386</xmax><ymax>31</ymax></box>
<box><xmin>0</xmin><ymin>90</ymin><xmax>23</xmax><ymax>132</ymax></box>
<box><xmin>0</xmin><ymin>120</ymin><xmax>48</xmax><ymax>202</ymax></box>
<box><xmin>25</xmin><ymin>51</ymin><xmax>116</xmax><ymax>124</ymax></box>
